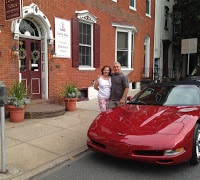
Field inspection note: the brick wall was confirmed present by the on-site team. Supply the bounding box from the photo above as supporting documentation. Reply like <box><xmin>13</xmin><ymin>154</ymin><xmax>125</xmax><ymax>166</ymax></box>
<box><xmin>0</xmin><ymin>0</ymin><xmax>155</xmax><ymax>100</ymax></box>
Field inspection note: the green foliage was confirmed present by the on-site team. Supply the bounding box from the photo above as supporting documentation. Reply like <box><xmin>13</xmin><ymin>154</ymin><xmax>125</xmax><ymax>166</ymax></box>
<box><xmin>8</xmin><ymin>81</ymin><xmax>30</xmax><ymax>107</ymax></box>
<box><xmin>174</xmin><ymin>0</ymin><xmax>200</xmax><ymax>37</ymax></box>
<box><xmin>64</xmin><ymin>83</ymin><xmax>81</xmax><ymax>98</ymax></box>
<box><xmin>173</xmin><ymin>0</ymin><xmax>200</xmax><ymax>54</ymax></box>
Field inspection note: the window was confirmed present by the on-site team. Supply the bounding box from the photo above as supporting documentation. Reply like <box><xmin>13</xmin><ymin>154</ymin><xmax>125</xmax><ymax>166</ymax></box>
<box><xmin>144</xmin><ymin>35</ymin><xmax>150</xmax><ymax>77</ymax></box>
<box><xmin>164</xmin><ymin>6</ymin><xmax>169</xmax><ymax>30</ymax></box>
<box><xmin>117</xmin><ymin>31</ymin><xmax>129</xmax><ymax>67</ymax></box>
<box><xmin>79</xmin><ymin>22</ymin><xmax>92</xmax><ymax>66</ymax></box>
<box><xmin>112</xmin><ymin>23</ymin><xmax>137</xmax><ymax>70</ymax></box>
<box><xmin>19</xmin><ymin>19</ymin><xmax>39</xmax><ymax>37</ymax></box>
<box><xmin>174</xmin><ymin>12</ymin><xmax>181</xmax><ymax>34</ymax></box>
<box><xmin>72</xmin><ymin>11</ymin><xmax>100</xmax><ymax>69</ymax></box>
<box><xmin>129</xmin><ymin>0</ymin><xmax>136</xmax><ymax>10</ymax></box>
<box><xmin>146</xmin><ymin>0</ymin><xmax>151</xmax><ymax>17</ymax></box>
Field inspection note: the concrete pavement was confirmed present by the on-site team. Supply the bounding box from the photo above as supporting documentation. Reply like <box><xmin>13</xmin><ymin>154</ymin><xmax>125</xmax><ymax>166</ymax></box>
<box><xmin>0</xmin><ymin>90</ymin><xmax>139</xmax><ymax>180</ymax></box>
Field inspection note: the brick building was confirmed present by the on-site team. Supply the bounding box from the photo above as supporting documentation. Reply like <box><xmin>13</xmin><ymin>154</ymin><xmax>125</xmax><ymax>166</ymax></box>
<box><xmin>0</xmin><ymin>0</ymin><xmax>155</xmax><ymax>101</ymax></box>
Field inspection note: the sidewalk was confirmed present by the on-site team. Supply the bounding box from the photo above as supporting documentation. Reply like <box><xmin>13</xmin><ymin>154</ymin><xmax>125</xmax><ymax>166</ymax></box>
<box><xmin>0</xmin><ymin>90</ymin><xmax>139</xmax><ymax>180</ymax></box>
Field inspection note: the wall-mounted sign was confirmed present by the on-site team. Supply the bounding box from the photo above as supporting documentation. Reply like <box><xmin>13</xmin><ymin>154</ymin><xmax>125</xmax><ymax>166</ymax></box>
<box><xmin>5</xmin><ymin>0</ymin><xmax>22</xmax><ymax>21</ymax></box>
<box><xmin>55</xmin><ymin>17</ymin><xmax>71</xmax><ymax>58</ymax></box>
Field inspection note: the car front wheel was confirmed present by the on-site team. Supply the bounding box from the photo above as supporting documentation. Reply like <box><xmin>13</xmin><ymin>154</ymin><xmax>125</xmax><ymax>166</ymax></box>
<box><xmin>190</xmin><ymin>123</ymin><xmax>200</xmax><ymax>164</ymax></box>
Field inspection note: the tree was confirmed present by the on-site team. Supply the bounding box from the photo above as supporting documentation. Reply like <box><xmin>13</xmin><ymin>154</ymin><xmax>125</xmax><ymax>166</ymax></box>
<box><xmin>173</xmin><ymin>0</ymin><xmax>200</xmax><ymax>53</ymax></box>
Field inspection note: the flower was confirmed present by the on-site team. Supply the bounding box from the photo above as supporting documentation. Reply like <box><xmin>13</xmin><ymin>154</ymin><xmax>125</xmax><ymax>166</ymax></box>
<box><xmin>64</xmin><ymin>83</ymin><xmax>81</xmax><ymax>98</ymax></box>
<box><xmin>7</xmin><ymin>96</ymin><xmax>30</xmax><ymax>107</ymax></box>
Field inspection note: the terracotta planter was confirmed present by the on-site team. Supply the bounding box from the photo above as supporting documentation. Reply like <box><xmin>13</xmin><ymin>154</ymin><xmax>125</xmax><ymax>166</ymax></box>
<box><xmin>5</xmin><ymin>105</ymin><xmax>15</xmax><ymax>117</ymax></box>
<box><xmin>64</xmin><ymin>98</ymin><xmax>78</xmax><ymax>111</ymax></box>
<box><xmin>7</xmin><ymin>105</ymin><xmax>25</xmax><ymax>122</ymax></box>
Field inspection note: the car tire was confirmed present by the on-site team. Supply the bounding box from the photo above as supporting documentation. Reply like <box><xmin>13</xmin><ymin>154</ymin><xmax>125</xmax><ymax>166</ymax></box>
<box><xmin>190</xmin><ymin>123</ymin><xmax>200</xmax><ymax>165</ymax></box>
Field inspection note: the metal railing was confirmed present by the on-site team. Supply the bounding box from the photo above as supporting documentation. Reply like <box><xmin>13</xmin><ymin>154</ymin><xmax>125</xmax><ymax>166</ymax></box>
<box><xmin>142</xmin><ymin>68</ymin><xmax>180</xmax><ymax>81</ymax></box>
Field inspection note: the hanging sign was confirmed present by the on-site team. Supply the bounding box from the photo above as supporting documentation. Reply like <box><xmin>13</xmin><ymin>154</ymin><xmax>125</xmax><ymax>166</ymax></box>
<box><xmin>4</xmin><ymin>0</ymin><xmax>22</xmax><ymax>21</ymax></box>
<box><xmin>55</xmin><ymin>17</ymin><xmax>71</xmax><ymax>58</ymax></box>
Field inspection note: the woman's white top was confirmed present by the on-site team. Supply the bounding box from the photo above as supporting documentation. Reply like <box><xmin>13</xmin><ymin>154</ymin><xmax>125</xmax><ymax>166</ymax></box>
<box><xmin>98</xmin><ymin>76</ymin><xmax>111</xmax><ymax>99</ymax></box>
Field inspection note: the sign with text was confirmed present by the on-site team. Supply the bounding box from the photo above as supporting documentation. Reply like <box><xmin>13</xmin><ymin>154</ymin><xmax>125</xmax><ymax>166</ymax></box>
<box><xmin>55</xmin><ymin>17</ymin><xmax>71</xmax><ymax>58</ymax></box>
<box><xmin>181</xmin><ymin>38</ymin><xmax>198</xmax><ymax>54</ymax></box>
<box><xmin>5</xmin><ymin>0</ymin><xmax>22</xmax><ymax>21</ymax></box>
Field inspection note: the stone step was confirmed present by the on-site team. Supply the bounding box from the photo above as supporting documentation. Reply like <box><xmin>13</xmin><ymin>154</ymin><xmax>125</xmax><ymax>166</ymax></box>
<box><xmin>25</xmin><ymin>100</ymin><xmax>66</xmax><ymax>119</ymax></box>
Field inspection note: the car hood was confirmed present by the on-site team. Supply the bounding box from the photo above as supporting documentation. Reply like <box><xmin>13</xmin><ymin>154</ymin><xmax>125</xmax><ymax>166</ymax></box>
<box><xmin>92</xmin><ymin>105</ymin><xmax>199</xmax><ymax>136</ymax></box>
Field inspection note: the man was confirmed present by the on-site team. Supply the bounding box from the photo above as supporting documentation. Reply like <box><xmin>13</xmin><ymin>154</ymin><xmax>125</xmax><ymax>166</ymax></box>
<box><xmin>109</xmin><ymin>62</ymin><xmax>129</xmax><ymax>108</ymax></box>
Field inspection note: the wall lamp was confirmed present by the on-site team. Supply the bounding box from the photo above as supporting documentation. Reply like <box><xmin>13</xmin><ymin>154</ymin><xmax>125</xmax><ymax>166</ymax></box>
<box><xmin>50</xmin><ymin>46</ymin><xmax>56</xmax><ymax>58</ymax></box>
<box><xmin>11</xmin><ymin>44</ymin><xmax>19</xmax><ymax>57</ymax></box>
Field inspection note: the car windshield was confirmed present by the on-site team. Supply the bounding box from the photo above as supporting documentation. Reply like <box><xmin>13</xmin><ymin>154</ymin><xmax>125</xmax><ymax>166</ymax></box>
<box><xmin>128</xmin><ymin>85</ymin><xmax>200</xmax><ymax>106</ymax></box>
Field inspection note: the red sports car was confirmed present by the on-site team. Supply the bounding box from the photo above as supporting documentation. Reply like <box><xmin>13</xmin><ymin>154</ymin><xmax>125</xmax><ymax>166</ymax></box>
<box><xmin>87</xmin><ymin>81</ymin><xmax>200</xmax><ymax>165</ymax></box>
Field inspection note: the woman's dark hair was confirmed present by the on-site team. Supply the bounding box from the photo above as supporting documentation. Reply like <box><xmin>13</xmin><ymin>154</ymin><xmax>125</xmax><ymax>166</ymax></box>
<box><xmin>101</xmin><ymin>66</ymin><xmax>112</xmax><ymax>76</ymax></box>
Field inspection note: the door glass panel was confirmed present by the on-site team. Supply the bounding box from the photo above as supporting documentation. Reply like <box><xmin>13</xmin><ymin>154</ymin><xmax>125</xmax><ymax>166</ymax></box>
<box><xmin>31</xmin><ymin>42</ymin><xmax>40</xmax><ymax>71</ymax></box>
<box><xmin>19</xmin><ymin>40</ymin><xmax>26</xmax><ymax>71</ymax></box>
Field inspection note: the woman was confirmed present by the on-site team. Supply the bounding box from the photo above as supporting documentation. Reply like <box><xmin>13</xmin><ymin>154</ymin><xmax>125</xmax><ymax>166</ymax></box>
<box><xmin>94</xmin><ymin>65</ymin><xmax>112</xmax><ymax>112</ymax></box>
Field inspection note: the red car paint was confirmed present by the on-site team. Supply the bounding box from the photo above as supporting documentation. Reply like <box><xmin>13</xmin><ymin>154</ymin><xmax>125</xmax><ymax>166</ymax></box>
<box><xmin>87</xmin><ymin>82</ymin><xmax>200</xmax><ymax>165</ymax></box>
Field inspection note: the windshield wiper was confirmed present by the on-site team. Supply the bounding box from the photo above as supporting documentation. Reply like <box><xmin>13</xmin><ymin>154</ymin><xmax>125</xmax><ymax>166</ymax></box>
<box><xmin>127</xmin><ymin>101</ymin><xmax>147</xmax><ymax>105</ymax></box>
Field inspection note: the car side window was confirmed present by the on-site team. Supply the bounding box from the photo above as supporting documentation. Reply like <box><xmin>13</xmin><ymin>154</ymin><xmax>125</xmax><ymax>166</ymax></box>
<box><xmin>164</xmin><ymin>86</ymin><xmax>200</xmax><ymax>105</ymax></box>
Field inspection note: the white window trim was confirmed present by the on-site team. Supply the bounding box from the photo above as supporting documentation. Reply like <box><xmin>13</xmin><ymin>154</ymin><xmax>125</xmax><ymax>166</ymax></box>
<box><xmin>112</xmin><ymin>0</ymin><xmax>117</xmax><ymax>2</ymax></box>
<box><xmin>144</xmin><ymin>35</ymin><xmax>150</xmax><ymax>77</ymax></box>
<box><xmin>76</xmin><ymin>10</ymin><xmax>97</xmax><ymax>23</ymax></box>
<box><xmin>78</xmin><ymin>66</ymin><xmax>96</xmax><ymax>71</ymax></box>
<box><xmin>116</xmin><ymin>28</ymin><xmax>133</xmax><ymax>70</ymax></box>
<box><xmin>129</xmin><ymin>0</ymin><xmax>136</xmax><ymax>11</ymax></box>
<box><xmin>78</xmin><ymin>21</ymin><xmax>94</xmax><ymax>69</ymax></box>
<box><xmin>146</xmin><ymin>0</ymin><xmax>151</xmax><ymax>17</ymax></box>
<box><xmin>76</xmin><ymin>10</ymin><xmax>97</xmax><ymax>70</ymax></box>
<box><xmin>112</xmin><ymin>23</ymin><xmax>137</xmax><ymax>73</ymax></box>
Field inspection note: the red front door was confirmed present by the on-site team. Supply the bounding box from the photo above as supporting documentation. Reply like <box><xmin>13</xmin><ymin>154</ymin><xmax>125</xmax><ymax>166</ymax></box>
<box><xmin>19</xmin><ymin>38</ymin><xmax>42</xmax><ymax>99</ymax></box>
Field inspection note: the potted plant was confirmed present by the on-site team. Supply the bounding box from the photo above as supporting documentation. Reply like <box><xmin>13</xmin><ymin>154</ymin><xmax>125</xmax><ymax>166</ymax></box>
<box><xmin>6</xmin><ymin>81</ymin><xmax>30</xmax><ymax>122</ymax></box>
<box><xmin>63</xmin><ymin>83</ymin><xmax>81</xmax><ymax>111</ymax></box>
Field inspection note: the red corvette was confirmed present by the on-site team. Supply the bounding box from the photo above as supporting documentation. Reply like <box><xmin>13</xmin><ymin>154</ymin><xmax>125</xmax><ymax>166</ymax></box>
<box><xmin>87</xmin><ymin>81</ymin><xmax>200</xmax><ymax>165</ymax></box>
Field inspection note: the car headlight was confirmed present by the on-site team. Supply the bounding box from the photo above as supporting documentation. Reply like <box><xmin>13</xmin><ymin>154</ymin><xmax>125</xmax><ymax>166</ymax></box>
<box><xmin>164</xmin><ymin>148</ymin><xmax>185</xmax><ymax>156</ymax></box>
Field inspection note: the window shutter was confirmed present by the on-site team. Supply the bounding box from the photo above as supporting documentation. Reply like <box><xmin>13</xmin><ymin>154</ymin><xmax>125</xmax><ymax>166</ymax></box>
<box><xmin>94</xmin><ymin>23</ymin><xmax>100</xmax><ymax>68</ymax></box>
<box><xmin>71</xmin><ymin>18</ymin><xmax>79</xmax><ymax>67</ymax></box>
